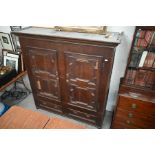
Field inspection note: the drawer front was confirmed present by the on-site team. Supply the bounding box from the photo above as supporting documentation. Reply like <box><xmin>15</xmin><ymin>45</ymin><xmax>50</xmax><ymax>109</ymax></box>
<box><xmin>113</xmin><ymin>109</ymin><xmax>155</xmax><ymax>129</ymax></box>
<box><xmin>118</xmin><ymin>96</ymin><xmax>155</xmax><ymax>116</ymax></box>
<box><xmin>112</xmin><ymin>122</ymin><xmax>137</xmax><ymax>129</ymax></box>
<box><xmin>38</xmin><ymin>98</ymin><xmax>62</xmax><ymax>113</ymax></box>
<box><xmin>67</xmin><ymin>108</ymin><xmax>97</xmax><ymax>124</ymax></box>
<box><xmin>117</xmin><ymin>108</ymin><xmax>155</xmax><ymax>124</ymax></box>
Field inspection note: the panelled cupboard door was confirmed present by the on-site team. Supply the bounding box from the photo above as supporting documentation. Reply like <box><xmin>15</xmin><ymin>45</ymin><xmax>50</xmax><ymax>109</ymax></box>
<box><xmin>64</xmin><ymin>52</ymin><xmax>107</xmax><ymax>112</ymax></box>
<box><xmin>25</xmin><ymin>47</ymin><xmax>61</xmax><ymax>102</ymax></box>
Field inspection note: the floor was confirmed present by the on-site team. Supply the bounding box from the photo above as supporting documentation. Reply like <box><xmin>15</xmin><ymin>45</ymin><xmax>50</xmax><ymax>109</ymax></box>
<box><xmin>18</xmin><ymin>93</ymin><xmax>113</xmax><ymax>129</ymax></box>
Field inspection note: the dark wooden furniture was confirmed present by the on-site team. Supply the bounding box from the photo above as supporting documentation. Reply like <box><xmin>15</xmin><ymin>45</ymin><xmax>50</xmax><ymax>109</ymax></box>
<box><xmin>111</xmin><ymin>92</ymin><xmax>155</xmax><ymax>128</ymax></box>
<box><xmin>13</xmin><ymin>27</ymin><xmax>120</xmax><ymax>128</ymax></box>
<box><xmin>111</xmin><ymin>26</ymin><xmax>155</xmax><ymax>129</ymax></box>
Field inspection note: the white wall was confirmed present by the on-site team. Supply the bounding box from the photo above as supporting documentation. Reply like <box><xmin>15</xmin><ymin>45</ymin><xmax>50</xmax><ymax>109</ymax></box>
<box><xmin>106</xmin><ymin>26</ymin><xmax>135</xmax><ymax>111</ymax></box>
<box><xmin>0</xmin><ymin>26</ymin><xmax>135</xmax><ymax>111</ymax></box>
<box><xmin>0</xmin><ymin>26</ymin><xmax>11</xmax><ymax>33</ymax></box>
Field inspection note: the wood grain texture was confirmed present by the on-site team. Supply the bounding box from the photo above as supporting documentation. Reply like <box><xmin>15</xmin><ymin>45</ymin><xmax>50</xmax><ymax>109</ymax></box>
<box><xmin>111</xmin><ymin>94</ymin><xmax>155</xmax><ymax>129</ymax></box>
<box><xmin>0</xmin><ymin>106</ymin><xmax>49</xmax><ymax>129</ymax></box>
<box><xmin>44</xmin><ymin>117</ymin><xmax>85</xmax><ymax>129</ymax></box>
<box><xmin>0</xmin><ymin>106</ymin><xmax>87</xmax><ymax>129</ymax></box>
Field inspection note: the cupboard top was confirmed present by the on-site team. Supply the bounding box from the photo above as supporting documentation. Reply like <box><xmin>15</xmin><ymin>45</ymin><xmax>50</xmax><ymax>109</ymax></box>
<box><xmin>119</xmin><ymin>92</ymin><xmax>155</xmax><ymax>104</ymax></box>
<box><xmin>13</xmin><ymin>27</ymin><xmax>121</xmax><ymax>46</ymax></box>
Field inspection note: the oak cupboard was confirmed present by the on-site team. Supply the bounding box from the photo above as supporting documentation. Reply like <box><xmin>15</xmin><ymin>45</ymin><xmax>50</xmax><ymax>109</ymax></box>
<box><xmin>13</xmin><ymin>27</ymin><xmax>120</xmax><ymax>128</ymax></box>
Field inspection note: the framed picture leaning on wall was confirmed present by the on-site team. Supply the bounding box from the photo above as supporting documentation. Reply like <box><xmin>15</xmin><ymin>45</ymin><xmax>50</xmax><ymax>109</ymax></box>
<box><xmin>54</xmin><ymin>26</ymin><xmax>107</xmax><ymax>34</ymax></box>
<box><xmin>11</xmin><ymin>34</ymin><xmax>21</xmax><ymax>53</ymax></box>
<box><xmin>3</xmin><ymin>54</ymin><xmax>19</xmax><ymax>72</ymax></box>
<box><xmin>0</xmin><ymin>32</ymin><xmax>14</xmax><ymax>51</ymax></box>
<box><xmin>10</xmin><ymin>26</ymin><xmax>22</xmax><ymax>53</ymax></box>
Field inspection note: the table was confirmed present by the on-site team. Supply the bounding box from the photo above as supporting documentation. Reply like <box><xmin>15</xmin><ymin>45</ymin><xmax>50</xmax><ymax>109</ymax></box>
<box><xmin>0</xmin><ymin>106</ymin><xmax>49</xmax><ymax>129</ymax></box>
<box><xmin>0</xmin><ymin>106</ymin><xmax>86</xmax><ymax>129</ymax></box>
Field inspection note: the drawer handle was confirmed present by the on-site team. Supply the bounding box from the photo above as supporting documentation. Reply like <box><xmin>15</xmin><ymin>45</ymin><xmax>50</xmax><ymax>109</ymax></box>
<box><xmin>131</xmin><ymin>103</ymin><xmax>137</xmax><ymax>109</ymax></box>
<box><xmin>128</xmin><ymin>113</ymin><xmax>133</xmax><ymax>118</ymax></box>
<box><xmin>126</xmin><ymin>120</ymin><xmax>131</xmax><ymax>124</ymax></box>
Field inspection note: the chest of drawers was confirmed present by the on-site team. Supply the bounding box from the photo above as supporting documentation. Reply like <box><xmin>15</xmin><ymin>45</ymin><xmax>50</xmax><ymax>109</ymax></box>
<box><xmin>111</xmin><ymin>93</ymin><xmax>155</xmax><ymax>129</ymax></box>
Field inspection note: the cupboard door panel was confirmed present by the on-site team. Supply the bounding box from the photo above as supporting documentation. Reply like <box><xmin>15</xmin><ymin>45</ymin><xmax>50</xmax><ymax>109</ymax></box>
<box><xmin>65</xmin><ymin>52</ymin><xmax>105</xmax><ymax>111</ymax></box>
<box><xmin>26</xmin><ymin>47</ymin><xmax>61</xmax><ymax>101</ymax></box>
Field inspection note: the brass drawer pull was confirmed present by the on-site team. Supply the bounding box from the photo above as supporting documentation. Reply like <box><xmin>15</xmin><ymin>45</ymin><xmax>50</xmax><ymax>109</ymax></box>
<box><xmin>126</xmin><ymin>120</ymin><xmax>131</xmax><ymax>124</ymax></box>
<box><xmin>131</xmin><ymin>103</ymin><xmax>137</xmax><ymax>109</ymax></box>
<box><xmin>128</xmin><ymin>113</ymin><xmax>133</xmax><ymax>118</ymax></box>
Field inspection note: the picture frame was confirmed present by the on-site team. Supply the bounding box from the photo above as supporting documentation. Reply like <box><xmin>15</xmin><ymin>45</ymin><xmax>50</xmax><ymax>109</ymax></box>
<box><xmin>0</xmin><ymin>41</ymin><xmax>2</xmax><ymax>65</ymax></box>
<box><xmin>11</xmin><ymin>34</ymin><xmax>21</xmax><ymax>53</ymax></box>
<box><xmin>0</xmin><ymin>55</ymin><xmax>2</xmax><ymax>66</ymax></box>
<box><xmin>4</xmin><ymin>55</ymin><xmax>19</xmax><ymax>72</ymax></box>
<box><xmin>54</xmin><ymin>26</ymin><xmax>107</xmax><ymax>34</ymax></box>
<box><xmin>0</xmin><ymin>32</ymin><xmax>14</xmax><ymax>51</ymax></box>
<box><xmin>10</xmin><ymin>26</ymin><xmax>22</xmax><ymax>31</ymax></box>
<box><xmin>10</xmin><ymin>26</ymin><xmax>22</xmax><ymax>53</ymax></box>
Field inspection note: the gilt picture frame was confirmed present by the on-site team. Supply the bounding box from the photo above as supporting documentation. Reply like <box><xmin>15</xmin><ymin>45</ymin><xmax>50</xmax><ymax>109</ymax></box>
<box><xmin>54</xmin><ymin>26</ymin><xmax>107</xmax><ymax>34</ymax></box>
